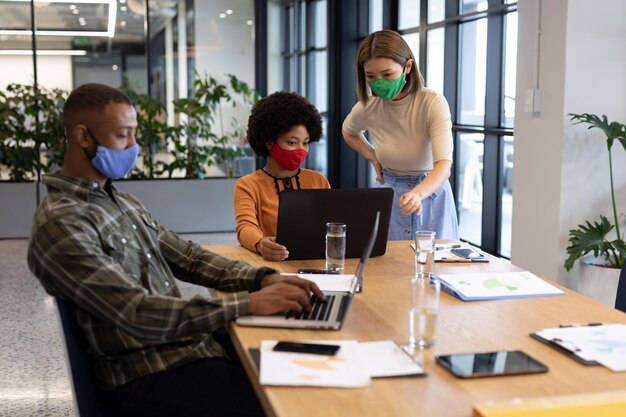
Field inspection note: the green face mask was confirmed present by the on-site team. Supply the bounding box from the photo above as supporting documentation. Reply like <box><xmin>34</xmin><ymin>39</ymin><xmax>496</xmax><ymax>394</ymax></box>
<box><xmin>368</xmin><ymin>72</ymin><xmax>407</xmax><ymax>101</ymax></box>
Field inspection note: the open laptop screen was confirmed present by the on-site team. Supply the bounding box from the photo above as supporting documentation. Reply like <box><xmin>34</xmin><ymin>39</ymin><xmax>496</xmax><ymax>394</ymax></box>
<box><xmin>276</xmin><ymin>188</ymin><xmax>393</xmax><ymax>260</ymax></box>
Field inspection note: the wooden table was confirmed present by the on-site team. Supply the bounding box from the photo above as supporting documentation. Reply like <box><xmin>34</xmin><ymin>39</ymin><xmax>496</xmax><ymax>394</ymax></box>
<box><xmin>208</xmin><ymin>241</ymin><xmax>626</xmax><ymax>417</ymax></box>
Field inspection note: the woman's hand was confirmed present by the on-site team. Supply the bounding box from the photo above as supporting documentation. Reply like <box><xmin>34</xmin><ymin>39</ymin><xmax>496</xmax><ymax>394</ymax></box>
<box><xmin>369</xmin><ymin>157</ymin><xmax>384</xmax><ymax>184</ymax></box>
<box><xmin>342</xmin><ymin>129</ymin><xmax>384</xmax><ymax>184</ymax></box>
<box><xmin>255</xmin><ymin>237</ymin><xmax>289</xmax><ymax>261</ymax></box>
<box><xmin>399</xmin><ymin>189</ymin><xmax>424</xmax><ymax>215</ymax></box>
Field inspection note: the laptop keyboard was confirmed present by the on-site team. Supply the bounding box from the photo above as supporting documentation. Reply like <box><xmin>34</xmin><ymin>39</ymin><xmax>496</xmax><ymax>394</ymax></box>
<box><xmin>286</xmin><ymin>294</ymin><xmax>336</xmax><ymax>322</ymax></box>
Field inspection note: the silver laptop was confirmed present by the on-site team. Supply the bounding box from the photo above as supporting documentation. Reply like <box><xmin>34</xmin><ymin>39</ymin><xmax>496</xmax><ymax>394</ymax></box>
<box><xmin>236</xmin><ymin>211</ymin><xmax>380</xmax><ymax>330</ymax></box>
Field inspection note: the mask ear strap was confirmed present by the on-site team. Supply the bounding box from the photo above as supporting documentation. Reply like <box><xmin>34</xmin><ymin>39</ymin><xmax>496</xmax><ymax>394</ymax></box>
<box><xmin>78</xmin><ymin>125</ymin><xmax>98</xmax><ymax>159</ymax></box>
<box><xmin>85</xmin><ymin>126</ymin><xmax>101</xmax><ymax>148</ymax></box>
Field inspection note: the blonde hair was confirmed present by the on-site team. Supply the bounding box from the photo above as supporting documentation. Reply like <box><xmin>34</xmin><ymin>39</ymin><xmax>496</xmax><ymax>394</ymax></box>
<box><xmin>355</xmin><ymin>30</ymin><xmax>424</xmax><ymax>104</ymax></box>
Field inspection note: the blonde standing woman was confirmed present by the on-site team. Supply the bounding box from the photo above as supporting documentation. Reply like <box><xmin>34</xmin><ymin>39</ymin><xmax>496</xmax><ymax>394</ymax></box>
<box><xmin>342</xmin><ymin>30</ymin><xmax>459</xmax><ymax>240</ymax></box>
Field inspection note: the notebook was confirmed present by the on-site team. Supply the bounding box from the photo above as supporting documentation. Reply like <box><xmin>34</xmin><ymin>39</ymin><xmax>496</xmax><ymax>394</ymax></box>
<box><xmin>275</xmin><ymin>188</ymin><xmax>393</xmax><ymax>260</ymax></box>
<box><xmin>236</xmin><ymin>211</ymin><xmax>380</xmax><ymax>330</ymax></box>
<box><xmin>434</xmin><ymin>271</ymin><xmax>566</xmax><ymax>301</ymax></box>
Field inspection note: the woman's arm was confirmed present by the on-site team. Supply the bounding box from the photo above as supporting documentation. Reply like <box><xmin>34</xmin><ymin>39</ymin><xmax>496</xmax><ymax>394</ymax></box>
<box><xmin>398</xmin><ymin>159</ymin><xmax>452</xmax><ymax>215</ymax></box>
<box><xmin>341</xmin><ymin>129</ymin><xmax>384</xmax><ymax>184</ymax></box>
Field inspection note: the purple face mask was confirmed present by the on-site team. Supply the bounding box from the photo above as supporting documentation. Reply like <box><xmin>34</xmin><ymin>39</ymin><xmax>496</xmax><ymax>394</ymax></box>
<box><xmin>87</xmin><ymin>127</ymin><xmax>139</xmax><ymax>179</ymax></box>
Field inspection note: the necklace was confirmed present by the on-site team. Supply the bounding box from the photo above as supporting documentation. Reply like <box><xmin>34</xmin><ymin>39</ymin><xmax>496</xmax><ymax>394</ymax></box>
<box><xmin>261</xmin><ymin>168</ymin><xmax>302</xmax><ymax>195</ymax></box>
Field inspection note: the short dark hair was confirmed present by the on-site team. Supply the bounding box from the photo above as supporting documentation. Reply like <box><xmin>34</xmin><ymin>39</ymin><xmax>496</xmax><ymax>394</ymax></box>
<box><xmin>63</xmin><ymin>83</ymin><xmax>132</xmax><ymax>128</ymax></box>
<box><xmin>247</xmin><ymin>91</ymin><xmax>323</xmax><ymax>158</ymax></box>
<box><xmin>356</xmin><ymin>30</ymin><xmax>424</xmax><ymax>104</ymax></box>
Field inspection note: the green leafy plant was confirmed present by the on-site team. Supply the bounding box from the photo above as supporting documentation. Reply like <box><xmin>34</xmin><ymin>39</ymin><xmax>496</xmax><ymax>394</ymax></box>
<box><xmin>0</xmin><ymin>83</ymin><xmax>66</xmax><ymax>181</ymax></box>
<box><xmin>0</xmin><ymin>73</ymin><xmax>257</xmax><ymax>182</ymax></box>
<box><xmin>168</xmin><ymin>72</ymin><xmax>258</xmax><ymax>179</ymax></box>
<box><xmin>564</xmin><ymin>113</ymin><xmax>626</xmax><ymax>270</ymax></box>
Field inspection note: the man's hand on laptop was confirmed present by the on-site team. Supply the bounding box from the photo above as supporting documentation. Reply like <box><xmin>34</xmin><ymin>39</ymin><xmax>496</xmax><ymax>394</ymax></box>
<box><xmin>248</xmin><ymin>274</ymin><xmax>326</xmax><ymax>315</ymax></box>
<box><xmin>255</xmin><ymin>237</ymin><xmax>289</xmax><ymax>261</ymax></box>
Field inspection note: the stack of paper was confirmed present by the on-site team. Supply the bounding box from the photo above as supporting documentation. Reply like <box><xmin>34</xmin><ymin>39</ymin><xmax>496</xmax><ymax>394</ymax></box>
<box><xmin>259</xmin><ymin>340</ymin><xmax>424</xmax><ymax>387</ymax></box>
<box><xmin>435</xmin><ymin>271</ymin><xmax>566</xmax><ymax>301</ymax></box>
<box><xmin>534</xmin><ymin>324</ymin><xmax>626</xmax><ymax>372</ymax></box>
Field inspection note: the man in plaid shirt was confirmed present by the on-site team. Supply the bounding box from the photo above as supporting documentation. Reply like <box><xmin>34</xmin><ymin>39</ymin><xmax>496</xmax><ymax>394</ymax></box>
<box><xmin>28</xmin><ymin>83</ymin><xmax>324</xmax><ymax>417</ymax></box>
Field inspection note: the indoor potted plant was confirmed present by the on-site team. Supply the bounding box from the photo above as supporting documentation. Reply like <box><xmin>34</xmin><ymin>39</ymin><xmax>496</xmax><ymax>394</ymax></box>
<box><xmin>0</xmin><ymin>83</ymin><xmax>66</xmax><ymax>238</ymax></box>
<box><xmin>564</xmin><ymin>113</ymin><xmax>626</xmax><ymax>305</ymax></box>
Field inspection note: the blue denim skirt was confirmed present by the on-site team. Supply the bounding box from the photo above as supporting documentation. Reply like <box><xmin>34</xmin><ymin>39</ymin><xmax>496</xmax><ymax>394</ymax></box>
<box><xmin>376</xmin><ymin>169</ymin><xmax>459</xmax><ymax>241</ymax></box>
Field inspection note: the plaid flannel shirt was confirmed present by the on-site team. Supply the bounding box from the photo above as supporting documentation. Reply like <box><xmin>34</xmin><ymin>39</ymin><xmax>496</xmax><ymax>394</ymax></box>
<box><xmin>28</xmin><ymin>173</ymin><xmax>274</xmax><ymax>389</ymax></box>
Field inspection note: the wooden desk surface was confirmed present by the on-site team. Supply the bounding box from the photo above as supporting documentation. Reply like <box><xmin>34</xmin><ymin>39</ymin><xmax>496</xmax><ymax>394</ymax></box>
<box><xmin>208</xmin><ymin>241</ymin><xmax>626</xmax><ymax>417</ymax></box>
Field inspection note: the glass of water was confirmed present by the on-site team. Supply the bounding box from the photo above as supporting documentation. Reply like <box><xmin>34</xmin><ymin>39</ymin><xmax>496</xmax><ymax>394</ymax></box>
<box><xmin>414</xmin><ymin>231</ymin><xmax>436</xmax><ymax>279</ymax></box>
<box><xmin>409</xmin><ymin>276</ymin><xmax>441</xmax><ymax>350</ymax></box>
<box><xmin>325</xmin><ymin>222</ymin><xmax>346</xmax><ymax>272</ymax></box>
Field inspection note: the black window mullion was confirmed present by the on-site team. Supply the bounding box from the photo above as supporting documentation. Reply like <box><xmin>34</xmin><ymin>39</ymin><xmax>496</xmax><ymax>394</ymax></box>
<box><xmin>444</xmin><ymin>0</ymin><xmax>459</xmax><ymax>199</ymax></box>
<box><xmin>282</xmin><ymin>4</ymin><xmax>292</xmax><ymax>90</ymax></box>
<box><xmin>382</xmin><ymin>0</ymin><xmax>398</xmax><ymax>31</ymax></box>
<box><xmin>481</xmin><ymin>2</ymin><xmax>505</xmax><ymax>255</ymax></box>
<box><xmin>254</xmin><ymin>0</ymin><xmax>268</xmax><ymax>97</ymax></box>
<box><xmin>306</xmin><ymin>0</ymin><xmax>315</xmax><ymax>99</ymax></box>
<box><xmin>327</xmin><ymin>0</ymin><xmax>361</xmax><ymax>188</ymax></box>
<box><xmin>419</xmin><ymin>0</ymin><xmax>427</xmax><ymax>77</ymax></box>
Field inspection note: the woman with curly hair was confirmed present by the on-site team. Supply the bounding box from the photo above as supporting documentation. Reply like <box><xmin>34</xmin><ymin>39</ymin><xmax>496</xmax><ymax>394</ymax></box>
<box><xmin>234</xmin><ymin>91</ymin><xmax>330</xmax><ymax>261</ymax></box>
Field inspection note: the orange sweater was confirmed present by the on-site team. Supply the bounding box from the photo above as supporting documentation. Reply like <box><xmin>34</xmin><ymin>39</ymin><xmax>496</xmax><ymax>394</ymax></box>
<box><xmin>234</xmin><ymin>168</ymin><xmax>330</xmax><ymax>253</ymax></box>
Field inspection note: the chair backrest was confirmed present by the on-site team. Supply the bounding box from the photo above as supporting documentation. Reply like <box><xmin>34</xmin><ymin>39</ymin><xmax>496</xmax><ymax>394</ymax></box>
<box><xmin>615</xmin><ymin>263</ymin><xmax>626</xmax><ymax>313</ymax></box>
<box><xmin>55</xmin><ymin>298</ymin><xmax>116</xmax><ymax>417</ymax></box>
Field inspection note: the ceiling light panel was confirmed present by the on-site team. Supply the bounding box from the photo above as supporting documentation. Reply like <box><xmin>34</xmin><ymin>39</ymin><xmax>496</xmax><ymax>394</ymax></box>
<box><xmin>0</xmin><ymin>0</ymin><xmax>117</xmax><ymax>38</ymax></box>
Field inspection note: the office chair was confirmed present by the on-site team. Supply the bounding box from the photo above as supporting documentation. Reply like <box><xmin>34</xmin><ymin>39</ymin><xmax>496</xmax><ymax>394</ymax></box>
<box><xmin>55</xmin><ymin>298</ymin><xmax>117</xmax><ymax>417</ymax></box>
<box><xmin>615</xmin><ymin>262</ymin><xmax>626</xmax><ymax>313</ymax></box>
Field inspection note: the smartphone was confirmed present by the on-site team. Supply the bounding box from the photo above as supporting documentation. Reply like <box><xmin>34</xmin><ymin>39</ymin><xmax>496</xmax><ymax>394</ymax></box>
<box><xmin>436</xmin><ymin>350</ymin><xmax>548</xmax><ymax>378</ymax></box>
<box><xmin>273</xmin><ymin>341</ymin><xmax>341</xmax><ymax>356</ymax></box>
<box><xmin>450</xmin><ymin>248</ymin><xmax>483</xmax><ymax>259</ymax></box>
<box><xmin>297</xmin><ymin>268</ymin><xmax>340</xmax><ymax>274</ymax></box>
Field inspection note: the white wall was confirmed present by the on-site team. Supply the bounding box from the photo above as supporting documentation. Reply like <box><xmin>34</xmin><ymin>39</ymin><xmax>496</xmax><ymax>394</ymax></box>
<box><xmin>0</xmin><ymin>56</ymin><xmax>73</xmax><ymax>91</ymax></box>
<box><xmin>512</xmin><ymin>0</ymin><xmax>626</xmax><ymax>287</ymax></box>
<box><xmin>559</xmin><ymin>0</ymin><xmax>626</xmax><ymax>286</ymax></box>
<box><xmin>511</xmin><ymin>0</ymin><xmax>568</xmax><ymax>282</ymax></box>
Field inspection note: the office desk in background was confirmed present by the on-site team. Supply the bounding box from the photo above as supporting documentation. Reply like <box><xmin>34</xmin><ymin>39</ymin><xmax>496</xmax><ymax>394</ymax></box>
<box><xmin>206</xmin><ymin>241</ymin><xmax>626</xmax><ymax>417</ymax></box>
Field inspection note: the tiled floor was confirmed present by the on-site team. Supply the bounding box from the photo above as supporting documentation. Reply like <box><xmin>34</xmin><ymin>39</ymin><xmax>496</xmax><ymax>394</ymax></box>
<box><xmin>0</xmin><ymin>232</ymin><xmax>238</xmax><ymax>417</ymax></box>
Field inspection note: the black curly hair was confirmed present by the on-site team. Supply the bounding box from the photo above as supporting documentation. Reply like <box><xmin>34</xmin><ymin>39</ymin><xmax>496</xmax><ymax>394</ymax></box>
<box><xmin>247</xmin><ymin>91</ymin><xmax>323</xmax><ymax>158</ymax></box>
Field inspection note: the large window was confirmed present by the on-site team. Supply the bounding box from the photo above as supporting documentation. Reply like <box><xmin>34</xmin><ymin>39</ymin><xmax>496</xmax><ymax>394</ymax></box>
<box><xmin>270</xmin><ymin>0</ymin><xmax>517</xmax><ymax>256</ymax></box>
<box><xmin>277</xmin><ymin>0</ymin><xmax>329</xmax><ymax>176</ymax></box>
<box><xmin>394</xmin><ymin>0</ymin><xmax>517</xmax><ymax>257</ymax></box>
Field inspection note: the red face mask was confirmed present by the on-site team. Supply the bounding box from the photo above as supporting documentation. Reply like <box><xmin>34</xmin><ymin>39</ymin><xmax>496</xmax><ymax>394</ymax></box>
<box><xmin>269</xmin><ymin>143</ymin><xmax>308</xmax><ymax>171</ymax></box>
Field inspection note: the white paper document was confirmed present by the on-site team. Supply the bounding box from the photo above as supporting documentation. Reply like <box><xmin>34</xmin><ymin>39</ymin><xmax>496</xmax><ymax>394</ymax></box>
<box><xmin>260</xmin><ymin>340</ymin><xmax>370</xmax><ymax>387</ymax></box>
<box><xmin>294</xmin><ymin>274</ymin><xmax>355</xmax><ymax>292</ymax></box>
<box><xmin>359</xmin><ymin>341</ymin><xmax>425</xmax><ymax>378</ymax></box>
<box><xmin>436</xmin><ymin>271</ymin><xmax>566</xmax><ymax>301</ymax></box>
<box><xmin>259</xmin><ymin>340</ymin><xmax>425</xmax><ymax>387</ymax></box>
<box><xmin>535</xmin><ymin>324</ymin><xmax>626</xmax><ymax>372</ymax></box>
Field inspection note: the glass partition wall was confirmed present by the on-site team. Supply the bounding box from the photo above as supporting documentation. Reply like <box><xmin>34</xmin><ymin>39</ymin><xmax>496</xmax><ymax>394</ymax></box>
<box><xmin>0</xmin><ymin>0</ymin><xmax>256</xmax><ymax>178</ymax></box>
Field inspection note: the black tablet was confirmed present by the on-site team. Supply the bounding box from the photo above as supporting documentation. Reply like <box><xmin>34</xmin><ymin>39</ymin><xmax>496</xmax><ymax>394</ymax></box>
<box><xmin>436</xmin><ymin>350</ymin><xmax>548</xmax><ymax>378</ymax></box>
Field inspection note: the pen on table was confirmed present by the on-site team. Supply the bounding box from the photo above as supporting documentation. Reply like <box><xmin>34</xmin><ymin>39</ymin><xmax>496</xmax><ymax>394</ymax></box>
<box><xmin>435</xmin><ymin>244</ymin><xmax>461</xmax><ymax>251</ymax></box>
<box><xmin>558</xmin><ymin>322</ymin><xmax>606</xmax><ymax>328</ymax></box>
<box><xmin>551</xmin><ymin>337</ymin><xmax>581</xmax><ymax>352</ymax></box>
